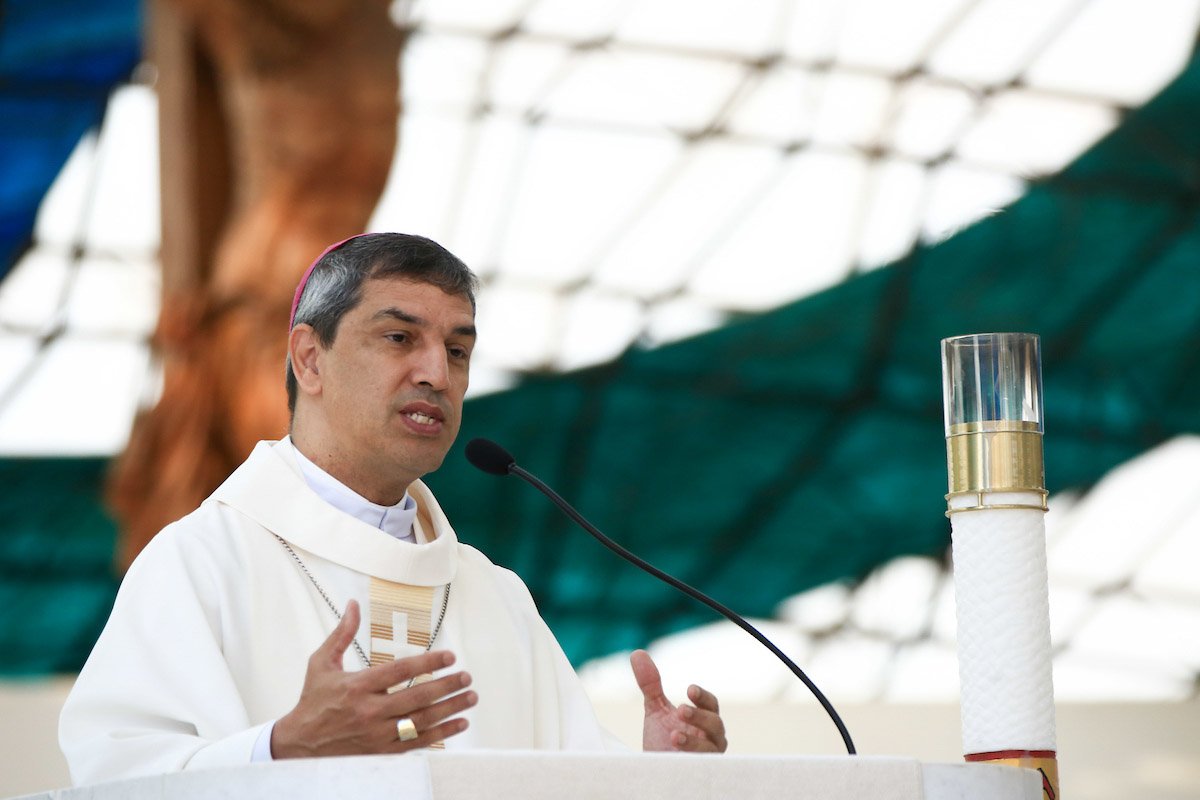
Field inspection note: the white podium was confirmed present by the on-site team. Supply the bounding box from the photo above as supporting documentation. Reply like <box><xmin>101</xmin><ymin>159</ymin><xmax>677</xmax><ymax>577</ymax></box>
<box><xmin>19</xmin><ymin>752</ymin><xmax>1040</xmax><ymax>799</ymax></box>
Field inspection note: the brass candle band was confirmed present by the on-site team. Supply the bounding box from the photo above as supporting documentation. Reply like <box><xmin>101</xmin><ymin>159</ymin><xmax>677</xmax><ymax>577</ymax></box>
<box><xmin>944</xmin><ymin>494</ymin><xmax>1049</xmax><ymax>516</ymax></box>
<box><xmin>945</xmin><ymin>422</ymin><xmax>1047</xmax><ymax>516</ymax></box>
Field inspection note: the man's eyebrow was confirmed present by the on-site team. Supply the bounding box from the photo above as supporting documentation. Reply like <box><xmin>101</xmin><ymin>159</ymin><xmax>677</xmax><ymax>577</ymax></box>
<box><xmin>373</xmin><ymin>308</ymin><xmax>422</xmax><ymax>324</ymax></box>
<box><xmin>373</xmin><ymin>308</ymin><xmax>477</xmax><ymax>338</ymax></box>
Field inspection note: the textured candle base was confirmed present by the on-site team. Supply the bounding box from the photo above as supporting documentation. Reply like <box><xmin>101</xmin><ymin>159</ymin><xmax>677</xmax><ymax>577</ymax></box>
<box><xmin>951</xmin><ymin>493</ymin><xmax>1056</xmax><ymax>753</ymax></box>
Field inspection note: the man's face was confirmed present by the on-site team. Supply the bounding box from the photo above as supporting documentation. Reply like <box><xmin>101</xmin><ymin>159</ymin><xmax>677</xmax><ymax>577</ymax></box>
<box><xmin>307</xmin><ymin>276</ymin><xmax>476</xmax><ymax>499</ymax></box>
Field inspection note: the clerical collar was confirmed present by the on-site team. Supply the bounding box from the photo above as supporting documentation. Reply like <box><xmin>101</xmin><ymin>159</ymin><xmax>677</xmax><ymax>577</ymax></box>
<box><xmin>283</xmin><ymin>438</ymin><xmax>418</xmax><ymax>543</ymax></box>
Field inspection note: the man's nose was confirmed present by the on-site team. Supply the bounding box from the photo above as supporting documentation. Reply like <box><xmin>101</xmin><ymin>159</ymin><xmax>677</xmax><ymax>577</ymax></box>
<box><xmin>412</xmin><ymin>344</ymin><xmax>450</xmax><ymax>390</ymax></box>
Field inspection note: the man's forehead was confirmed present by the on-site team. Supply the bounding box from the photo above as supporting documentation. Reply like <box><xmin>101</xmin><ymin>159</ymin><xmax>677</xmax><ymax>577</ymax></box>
<box><xmin>361</xmin><ymin>276</ymin><xmax>475</xmax><ymax>315</ymax></box>
<box><xmin>360</xmin><ymin>273</ymin><xmax>477</xmax><ymax>326</ymax></box>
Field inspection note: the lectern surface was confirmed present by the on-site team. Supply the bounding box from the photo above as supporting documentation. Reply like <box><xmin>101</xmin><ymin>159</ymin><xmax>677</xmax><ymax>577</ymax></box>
<box><xmin>16</xmin><ymin>753</ymin><xmax>1040</xmax><ymax>800</ymax></box>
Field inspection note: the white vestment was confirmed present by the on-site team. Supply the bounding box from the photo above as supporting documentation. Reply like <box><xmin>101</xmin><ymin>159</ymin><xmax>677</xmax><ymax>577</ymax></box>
<box><xmin>60</xmin><ymin>440</ymin><xmax>613</xmax><ymax>786</ymax></box>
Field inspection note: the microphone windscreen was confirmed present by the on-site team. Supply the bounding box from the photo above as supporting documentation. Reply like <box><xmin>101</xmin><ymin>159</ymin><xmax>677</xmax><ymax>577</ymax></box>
<box><xmin>465</xmin><ymin>438</ymin><xmax>516</xmax><ymax>475</ymax></box>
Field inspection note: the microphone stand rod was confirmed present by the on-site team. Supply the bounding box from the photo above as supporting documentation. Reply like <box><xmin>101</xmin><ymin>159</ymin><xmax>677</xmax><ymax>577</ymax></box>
<box><xmin>508</xmin><ymin>463</ymin><xmax>857</xmax><ymax>756</ymax></box>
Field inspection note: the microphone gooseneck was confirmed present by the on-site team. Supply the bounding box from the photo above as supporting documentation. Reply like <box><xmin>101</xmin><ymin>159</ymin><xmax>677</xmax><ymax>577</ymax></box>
<box><xmin>464</xmin><ymin>437</ymin><xmax>857</xmax><ymax>756</ymax></box>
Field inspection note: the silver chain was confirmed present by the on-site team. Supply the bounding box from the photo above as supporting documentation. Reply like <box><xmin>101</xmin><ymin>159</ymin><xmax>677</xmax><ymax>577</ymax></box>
<box><xmin>272</xmin><ymin>533</ymin><xmax>450</xmax><ymax>679</ymax></box>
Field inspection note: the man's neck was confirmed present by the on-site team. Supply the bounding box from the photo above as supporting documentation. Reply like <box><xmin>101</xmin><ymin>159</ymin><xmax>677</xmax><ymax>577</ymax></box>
<box><xmin>289</xmin><ymin>429</ymin><xmax>415</xmax><ymax>506</ymax></box>
<box><xmin>283</xmin><ymin>439</ymin><xmax>419</xmax><ymax>543</ymax></box>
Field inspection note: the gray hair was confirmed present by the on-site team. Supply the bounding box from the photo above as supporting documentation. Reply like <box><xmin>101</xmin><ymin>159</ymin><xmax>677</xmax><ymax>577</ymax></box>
<box><xmin>286</xmin><ymin>233</ymin><xmax>479</xmax><ymax>415</ymax></box>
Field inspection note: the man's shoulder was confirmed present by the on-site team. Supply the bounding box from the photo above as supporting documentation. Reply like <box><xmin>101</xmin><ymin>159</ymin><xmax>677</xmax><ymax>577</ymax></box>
<box><xmin>453</xmin><ymin>541</ymin><xmax>538</xmax><ymax>604</ymax></box>
<box><xmin>453</xmin><ymin>539</ymin><xmax>509</xmax><ymax>574</ymax></box>
<box><xmin>133</xmin><ymin>439</ymin><xmax>306</xmax><ymax>559</ymax></box>
<box><xmin>132</xmin><ymin>496</ymin><xmax>254</xmax><ymax>567</ymax></box>
<box><xmin>144</xmin><ymin>441</ymin><xmax>290</xmax><ymax>542</ymax></box>
<box><xmin>129</xmin><ymin>443</ymin><xmax>293</xmax><ymax>572</ymax></box>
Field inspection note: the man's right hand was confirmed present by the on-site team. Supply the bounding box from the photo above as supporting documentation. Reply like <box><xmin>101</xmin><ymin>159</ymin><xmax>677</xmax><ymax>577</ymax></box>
<box><xmin>271</xmin><ymin>600</ymin><xmax>477</xmax><ymax>758</ymax></box>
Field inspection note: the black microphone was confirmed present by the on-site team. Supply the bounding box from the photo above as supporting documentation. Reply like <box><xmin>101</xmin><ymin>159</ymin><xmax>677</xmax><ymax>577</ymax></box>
<box><xmin>464</xmin><ymin>437</ymin><xmax>857</xmax><ymax>755</ymax></box>
<box><xmin>465</xmin><ymin>438</ymin><xmax>515</xmax><ymax>475</ymax></box>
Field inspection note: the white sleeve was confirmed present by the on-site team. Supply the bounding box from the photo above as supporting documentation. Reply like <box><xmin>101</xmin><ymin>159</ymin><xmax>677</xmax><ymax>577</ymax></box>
<box><xmin>58</xmin><ymin>522</ymin><xmax>269</xmax><ymax>785</ymax></box>
<box><xmin>251</xmin><ymin>721</ymin><xmax>278</xmax><ymax>762</ymax></box>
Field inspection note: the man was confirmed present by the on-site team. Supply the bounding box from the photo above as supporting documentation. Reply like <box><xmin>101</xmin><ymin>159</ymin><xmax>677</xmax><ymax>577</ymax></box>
<box><xmin>60</xmin><ymin>233</ymin><xmax>726</xmax><ymax>785</ymax></box>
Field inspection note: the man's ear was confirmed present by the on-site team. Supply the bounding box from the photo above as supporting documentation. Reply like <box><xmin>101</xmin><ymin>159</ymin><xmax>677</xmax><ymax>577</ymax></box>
<box><xmin>289</xmin><ymin>324</ymin><xmax>323</xmax><ymax>397</ymax></box>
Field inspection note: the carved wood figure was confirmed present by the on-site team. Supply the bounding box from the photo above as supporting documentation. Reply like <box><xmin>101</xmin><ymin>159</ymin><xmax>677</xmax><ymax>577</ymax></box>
<box><xmin>110</xmin><ymin>0</ymin><xmax>403</xmax><ymax>566</ymax></box>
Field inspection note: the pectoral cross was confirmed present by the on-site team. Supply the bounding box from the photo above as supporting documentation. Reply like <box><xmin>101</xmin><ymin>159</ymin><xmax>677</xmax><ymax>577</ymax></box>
<box><xmin>371</xmin><ymin>611</ymin><xmax>425</xmax><ymax>662</ymax></box>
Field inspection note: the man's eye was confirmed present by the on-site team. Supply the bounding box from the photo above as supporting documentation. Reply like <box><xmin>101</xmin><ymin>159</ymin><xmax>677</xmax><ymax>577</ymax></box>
<box><xmin>387</xmin><ymin>333</ymin><xmax>410</xmax><ymax>344</ymax></box>
<box><xmin>449</xmin><ymin>346</ymin><xmax>470</xmax><ymax>360</ymax></box>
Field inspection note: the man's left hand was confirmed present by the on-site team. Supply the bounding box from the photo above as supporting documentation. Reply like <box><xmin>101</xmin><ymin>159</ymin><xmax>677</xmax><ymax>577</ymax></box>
<box><xmin>631</xmin><ymin>649</ymin><xmax>727</xmax><ymax>753</ymax></box>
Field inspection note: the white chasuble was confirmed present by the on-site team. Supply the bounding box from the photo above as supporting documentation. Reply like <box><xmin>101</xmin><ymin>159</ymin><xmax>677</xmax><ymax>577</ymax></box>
<box><xmin>60</xmin><ymin>440</ymin><xmax>613</xmax><ymax>786</ymax></box>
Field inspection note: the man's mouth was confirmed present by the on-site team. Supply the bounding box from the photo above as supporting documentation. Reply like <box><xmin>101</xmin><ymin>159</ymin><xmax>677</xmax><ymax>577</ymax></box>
<box><xmin>399</xmin><ymin>402</ymin><xmax>447</xmax><ymax>432</ymax></box>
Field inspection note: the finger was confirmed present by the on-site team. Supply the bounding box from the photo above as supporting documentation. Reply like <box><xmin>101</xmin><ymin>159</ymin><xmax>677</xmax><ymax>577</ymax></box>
<box><xmin>629</xmin><ymin>650</ymin><xmax>669</xmax><ymax>709</ymax></box>
<box><xmin>387</xmin><ymin>714</ymin><xmax>471</xmax><ymax>754</ymax></box>
<box><xmin>375</xmin><ymin>687</ymin><xmax>477</xmax><ymax>750</ymax></box>
<box><xmin>687</xmin><ymin>684</ymin><xmax>720</xmax><ymax>714</ymax></box>
<box><xmin>314</xmin><ymin>600</ymin><xmax>361</xmax><ymax>670</ymax></box>
<box><xmin>360</xmin><ymin>650</ymin><xmax>456</xmax><ymax>693</ymax></box>
<box><xmin>678</xmin><ymin>705</ymin><xmax>727</xmax><ymax>751</ymax></box>
<box><xmin>671</xmin><ymin>727</ymin><xmax>724</xmax><ymax>753</ymax></box>
<box><xmin>406</xmin><ymin>688</ymin><xmax>478</xmax><ymax>733</ymax></box>
<box><xmin>379</xmin><ymin>671</ymin><xmax>473</xmax><ymax>716</ymax></box>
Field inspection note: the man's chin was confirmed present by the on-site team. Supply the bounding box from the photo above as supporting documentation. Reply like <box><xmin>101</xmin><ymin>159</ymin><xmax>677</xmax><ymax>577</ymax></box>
<box><xmin>400</xmin><ymin>441</ymin><xmax>453</xmax><ymax>479</ymax></box>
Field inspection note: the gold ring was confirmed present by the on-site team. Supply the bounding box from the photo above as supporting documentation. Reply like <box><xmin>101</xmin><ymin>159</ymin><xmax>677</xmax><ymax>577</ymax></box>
<box><xmin>396</xmin><ymin>716</ymin><xmax>419</xmax><ymax>742</ymax></box>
